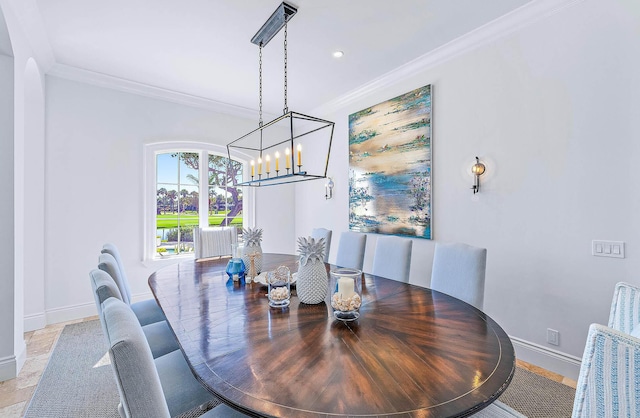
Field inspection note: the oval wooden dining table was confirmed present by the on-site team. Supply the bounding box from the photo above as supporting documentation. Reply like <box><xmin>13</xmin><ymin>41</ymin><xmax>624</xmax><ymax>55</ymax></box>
<box><xmin>148</xmin><ymin>253</ymin><xmax>515</xmax><ymax>418</ymax></box>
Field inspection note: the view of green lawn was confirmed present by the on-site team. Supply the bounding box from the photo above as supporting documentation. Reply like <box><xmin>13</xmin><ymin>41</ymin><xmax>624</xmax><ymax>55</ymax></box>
<box><xmin>157</xmin><ymin>211</ymin><xmax>243</xmax><ymax>228</ymax></box>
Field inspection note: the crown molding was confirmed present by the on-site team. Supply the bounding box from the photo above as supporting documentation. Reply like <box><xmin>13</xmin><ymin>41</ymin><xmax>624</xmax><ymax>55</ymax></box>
<box><xmin>313</xmin><ymin>0</ymin><xmax>584</xmax><ymax>115</ymax></box>
<box><xmin>47</xmin><ymin>63</ymin><xmax>270</xmax><ymax>120</ymax></box>
<box><xmin>45</xmin><ymin>0</ymin><xmax>583</xmax><ymax>120</ymax></box>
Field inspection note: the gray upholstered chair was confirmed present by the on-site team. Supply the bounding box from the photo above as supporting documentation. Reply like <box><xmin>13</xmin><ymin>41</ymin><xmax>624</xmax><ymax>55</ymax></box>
<box><xmin>430</xmin><ymin>242</ymin><xmax>487</xmax><ymax>310</ymax></box>
<box><xmin>608</xmin><ymin>281</ymin><xmax>640</xmax><ymax>335</ymax></box>
<box><xmin>372</xmin><ymin>236</ymin><xmax>412</xmax><ymax>282</ymax></box>
<box><xmin>99</xmin><ymin>246</ymin><xmax>166</xmax><ymax>326</ymax></box>
<box><xmin>335</xmin><ymin>231</ymin><xmax>367</xmax><ymax>270</ymax></box>
<box><xmin>311</xmin><ymin>228</ymin><xmax>332</xmax><ymax>263</ymax></box>
<box><xmin>101</xmin><ymin>297</ymin><xmax>248</xmax><ymax>418</ymax></box>
<box><xmin>89</xmin><ymin>268</ymin><xmax>124</xmax><ymax>339</ymax></box>
<box><xmin>90</xmin><ymin>269</ymin><xmax>179</xmax><ymax>359</ymax></box>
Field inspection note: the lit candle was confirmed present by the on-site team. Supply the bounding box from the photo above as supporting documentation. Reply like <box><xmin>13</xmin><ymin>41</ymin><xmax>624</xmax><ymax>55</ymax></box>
<box><xmin>337</xmin><ymin>277</ymin><xmax>355</xmax><ymax>299</ymax></box>
<box><xmin>297</xmin><ymin>144</ymin><xmax>302</xmax><ymax>166</ymax></box>
<box><xmin>258</xmin><ymin>157</ymin><xmax>262</xmax><ymax>175</ymax></box>
<box><xmin>250</xmin><ymin>160</ymin><xmax>255</xmax><ymax>177</ymax></box>
<box><xmin>285</xmin><ymin>148</ymin><xmax>291</xmax><ymax>169</ymax></box>
<box><xmin>266</xmin><ymin>155</ymin><xmax>270</xmax><ymax>173</ymax></box>
<box><xmin>275</xmin><ymin>151</ymin><xmax>280</xmax><ymax>171</ymax></box>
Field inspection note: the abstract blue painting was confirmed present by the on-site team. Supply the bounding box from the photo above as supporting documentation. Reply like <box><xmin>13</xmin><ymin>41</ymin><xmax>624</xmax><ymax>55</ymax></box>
<box><xmin>348</xmin><ymin>84</ymin><xmax>431</xmax><ymax>239</ymax></box>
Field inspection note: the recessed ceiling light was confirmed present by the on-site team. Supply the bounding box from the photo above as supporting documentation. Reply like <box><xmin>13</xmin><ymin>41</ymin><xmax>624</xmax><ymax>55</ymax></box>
<box><xmin>332</xmin><ymin>50</ymin><xmax>344</xmax><ymax>58</ymax></box>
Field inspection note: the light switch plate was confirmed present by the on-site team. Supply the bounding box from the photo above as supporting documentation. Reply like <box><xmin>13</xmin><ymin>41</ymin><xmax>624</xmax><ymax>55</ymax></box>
<box><xmin>592</xmin><ymin>240</ymin><xmax>625</xmax><ymax>258</ymax></box>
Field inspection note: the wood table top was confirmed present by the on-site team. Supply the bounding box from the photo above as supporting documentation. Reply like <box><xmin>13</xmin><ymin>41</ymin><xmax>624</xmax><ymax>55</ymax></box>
<box><xmin>148</xmin><ymin>253</ymin><xmax>515</xmax><ymax>418</ymax></box>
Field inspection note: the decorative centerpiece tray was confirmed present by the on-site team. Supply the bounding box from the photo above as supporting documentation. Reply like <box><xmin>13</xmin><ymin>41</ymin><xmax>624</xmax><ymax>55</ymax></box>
<box><xmin>254</xmin><ymin>271</ymin><xmax>297</xmax><ymax>287</ymax></box>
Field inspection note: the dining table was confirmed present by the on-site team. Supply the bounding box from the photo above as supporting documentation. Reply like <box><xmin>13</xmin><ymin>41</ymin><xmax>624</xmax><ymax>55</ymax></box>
<box><xmin>148</xmin><ymin>253</ymin><xmax>515</xmax><ymax>418</ymax></box>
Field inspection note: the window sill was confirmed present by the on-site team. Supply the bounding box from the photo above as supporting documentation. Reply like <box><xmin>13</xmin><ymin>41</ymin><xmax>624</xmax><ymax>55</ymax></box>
<box><xmin>142</xmin><ymin>253</ymin><xmax>194</xmax><ymax>269</ymax></box>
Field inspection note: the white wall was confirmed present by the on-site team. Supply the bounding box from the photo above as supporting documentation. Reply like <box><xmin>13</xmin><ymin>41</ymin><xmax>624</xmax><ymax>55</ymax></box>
<box><xmin>0</xmin><ymin>0</ymin><xmax>47</xmax><ymax>380</ymax></box>
<box><xmin>256</xmin><ymin>183</ymin><xmax>296</xmax><ymax>254</ymax></box>
<box><xmin>0</xmin><ymin>52</ymin><xmax>17</xmax><ymax>381</ymax></box>
<box><xmin>295</xmin><ymin>0</ymin><xmax>640</xmax><ymax>379</ymax></box>
<box><xmin>43</xmin><ymin>77</ymin><xmax>296</xmax><ymax>322</ymax></box>
<box><xmin>22</xmin><ymin>58</ymin><xmax>45</xmax><ymax>330</ymax></box>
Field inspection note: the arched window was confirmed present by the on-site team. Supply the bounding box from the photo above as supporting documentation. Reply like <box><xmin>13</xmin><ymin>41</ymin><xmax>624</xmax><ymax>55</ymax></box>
<box><xmin>144</xmin><ymin>142</ymin><xmax>249</xmax><ymax>260</ymax></box>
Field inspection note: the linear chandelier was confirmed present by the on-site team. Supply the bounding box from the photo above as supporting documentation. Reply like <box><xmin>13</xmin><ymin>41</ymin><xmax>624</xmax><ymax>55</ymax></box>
<box><xmin>227</xmin><ymin>2</ymin><xmax>335</xmax><ymax>187</ymax></box>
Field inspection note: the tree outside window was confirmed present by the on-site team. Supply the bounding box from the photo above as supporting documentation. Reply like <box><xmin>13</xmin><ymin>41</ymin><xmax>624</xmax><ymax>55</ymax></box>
<box><xmin>155</xmin><ymin>151</ymin><xmax>243</xmax><ymax>256</ymax></box>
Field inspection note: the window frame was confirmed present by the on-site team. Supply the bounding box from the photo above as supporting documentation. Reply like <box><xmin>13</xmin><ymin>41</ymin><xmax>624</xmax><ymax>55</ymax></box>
<box><xmin>143</xmin><ymin>141</ymin><xmax>253</xmax><ymax>261</ymax></box>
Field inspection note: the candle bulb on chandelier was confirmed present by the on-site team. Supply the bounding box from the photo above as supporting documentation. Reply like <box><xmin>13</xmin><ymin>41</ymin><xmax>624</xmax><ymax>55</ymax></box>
<box><xmin>297</xmin><ymin>144</ymin><xmax>302</xmax><ymax>167</ymax></box>
<box><xmin>285</xmin><ymin>147</ymin><xmax>291</xmax><ymax>170</ymax></box>
<box><xmin>275</xmin><ymin>151</ymin><xmax>280</xmax><ymax>173</ymax></box>
<box><xmin>250</xmin><ymin>160</ymin><xmax>255</xmax><ymax>178</ymax></box>
<box><xmin>258</xmin><ymin>157</ymin><xmax>262</xmax><ymax>175</ymax></box>
<box><xmin>265</xmin><ymin>155</ymin><xmax>271</xmax><ymax>174</ymax></box>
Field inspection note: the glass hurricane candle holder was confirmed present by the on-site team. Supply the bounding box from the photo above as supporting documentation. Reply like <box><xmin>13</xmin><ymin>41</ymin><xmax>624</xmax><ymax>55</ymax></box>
<box><xmin>225</xmin><ymin>257</ymin><xmax>246</xmax><ymax>283</ymax></box>
<box><xmin>330</xmin><ymin>268</ymin><xmax>362</xmax><ymax>321</ymax></box>
<box><xmin>268</xmin><ymin>265</ymin><xmax>291</xmax><ymax>308</ymax></box>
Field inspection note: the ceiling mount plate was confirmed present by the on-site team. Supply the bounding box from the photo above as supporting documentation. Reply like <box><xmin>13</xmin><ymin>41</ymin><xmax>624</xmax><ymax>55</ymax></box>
<box><xmin>251</xmin><ymin>2</ymin><xmax>297</xmax><ymax>46</ymax></box>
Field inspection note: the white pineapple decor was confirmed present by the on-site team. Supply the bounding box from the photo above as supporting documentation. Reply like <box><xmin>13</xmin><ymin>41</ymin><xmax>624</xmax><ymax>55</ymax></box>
<box><xmin>296</xmin><ymin>236</ymin><xmax>329</xmax><ymax>304</ymax></box>
<box><xmin>242</xmin><ymin>228</ymin><xmax>263</xmax><ymax>274</ymax></box>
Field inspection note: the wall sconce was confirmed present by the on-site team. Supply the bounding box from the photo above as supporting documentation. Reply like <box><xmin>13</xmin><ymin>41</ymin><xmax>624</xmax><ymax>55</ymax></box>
<box><xmin>325</xmin><ymin>177</ymin><xmax>335</xmax><ymax>199</ymax></box>
<box><xmin>471</xmin><ymin>157</ymin><xmax>486</xmax><ymax>194</ymax></box>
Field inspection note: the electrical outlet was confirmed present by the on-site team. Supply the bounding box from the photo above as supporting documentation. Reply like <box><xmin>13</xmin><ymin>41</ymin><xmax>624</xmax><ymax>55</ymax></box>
<box><xmin>547</xmin><ymin>328</ymin><xmax>559</xmax><ymax>346</ymax></box>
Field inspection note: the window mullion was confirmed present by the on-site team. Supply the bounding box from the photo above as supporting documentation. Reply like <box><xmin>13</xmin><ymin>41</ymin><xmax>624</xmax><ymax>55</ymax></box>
<box><xmin>146</xmin><ymin>142</ymin><xmax>247</xmax><ymax>262</ymax></box>
<box><xmin>199</xmin><ymin>151</ymin><xmax>208</xmax><ymax>228</ymax></box>
<box><xmin>177</xmin><ymin>152</ymin><xmax>181</xmax><ymax>247</ymax></box>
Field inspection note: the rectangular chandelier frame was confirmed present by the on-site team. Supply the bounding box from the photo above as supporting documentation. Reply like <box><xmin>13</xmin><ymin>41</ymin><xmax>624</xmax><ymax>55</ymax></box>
<box><xmin>227</xmin><ymin>111</ymin><xmax>335</xmax><ymax>187</ymax></box>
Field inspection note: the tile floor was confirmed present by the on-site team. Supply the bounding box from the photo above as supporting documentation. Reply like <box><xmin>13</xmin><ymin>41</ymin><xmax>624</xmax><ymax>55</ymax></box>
<box><xmin>0</xmin><ymin>318</ymin><xmax>577</xmax><ymax>418</ymax></box>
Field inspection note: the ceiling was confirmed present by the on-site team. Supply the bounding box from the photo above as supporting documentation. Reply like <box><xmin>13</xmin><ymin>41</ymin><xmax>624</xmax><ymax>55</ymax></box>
<box><xmin>26</xmin><ymin>0</ymin><xmax>532</xmax><ymax>116</ymax></box>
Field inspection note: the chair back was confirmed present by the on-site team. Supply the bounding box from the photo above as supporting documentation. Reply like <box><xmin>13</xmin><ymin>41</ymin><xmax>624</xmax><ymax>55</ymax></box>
<box><xmin>608</xmin><ymin>282</ymin><xmax>640</xmax><ymax>334</ymax></box>
<box><xmin>572</xmin><ymin>324</ymin><xmax>640</xmax><ymax>417</ymax></box>
<box><xmin>335</xmin><ymin>232</ymin><xmax>367</xmax><ymax>270</ymax></box>
<box><xmin>311</xmin><ymin>228</ymin><xmax>332</xmax><ymax>263</ymax></box>
<box><xmin>194</xmin><ymin>226</ymin><xmax>238</xmax><ymax>260</ymax></box>
<box><xmin>89</xmin><ymin>268</ymin><xmax>124</xmax><ymax>342</ymax></box>
<box><xmin>101</xmin><ymin>244</ymin><xmax>133</xmax><ymax>304</ymax></box>
<box><xmin>372</xmin><ymin>236</ymin><xmax>412</xmax><ymax>282</ymax></box>
<box><xmin>98</xmin><ymin>252</ymin><xmax>132</xmax><ymax>305</ymax></box>
<box><xmin>430</xmin><ymin>242</ymin><xmax>487</xmax><ymax>310</ymax></box>
<box><xmin>102</xmin><ymin>297</ymin><xmax>171</xmax><ymax>418</ymax></box>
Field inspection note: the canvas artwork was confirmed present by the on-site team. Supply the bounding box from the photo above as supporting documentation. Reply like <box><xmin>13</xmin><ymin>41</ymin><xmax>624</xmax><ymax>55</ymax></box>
<box><xmin>348</xmin><ymin>84</ymin><xmax>431</xmax><ymax>239</ymax></box>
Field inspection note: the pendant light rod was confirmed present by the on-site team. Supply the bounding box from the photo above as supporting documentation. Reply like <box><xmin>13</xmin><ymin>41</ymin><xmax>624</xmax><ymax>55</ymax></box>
<box><xmin>251</xmin><ymin>2</ymin><xmax>297</xmax><ymax>47</ymax></box>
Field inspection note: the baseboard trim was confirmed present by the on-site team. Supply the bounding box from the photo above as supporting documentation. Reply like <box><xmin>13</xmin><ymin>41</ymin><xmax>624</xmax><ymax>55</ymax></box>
<box><xmin>38</xmin><ymin>293</ymin><xmax>155</xmax><ymax>328</ymax></box>
<box><xmin>0</xmin><ymin>342</ymin><xmax>26</xmax><ymax>382</ymax></box>
<box><xmin>0</xmin><ymin>355</ymin><xmax>17</xmax><ymax>382</ymax></box>
<box><xmin>15</xmin><ymin>342</ymin><xmax>26</xmax><ymax>377</ymax></box>
<box><xmin>45</xmin><ymin>301</ymin><xmax>97</xmax><ymax>325</ymax></box>
<box><xmin>510</xmin><ymin>336</ymin><xmax>582</xmax><ymax>380</ymax></box>
<box><xmin>24</xmin><ymin>312</ymin><xmax>47</xmax><ymax>332</ymax></box>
